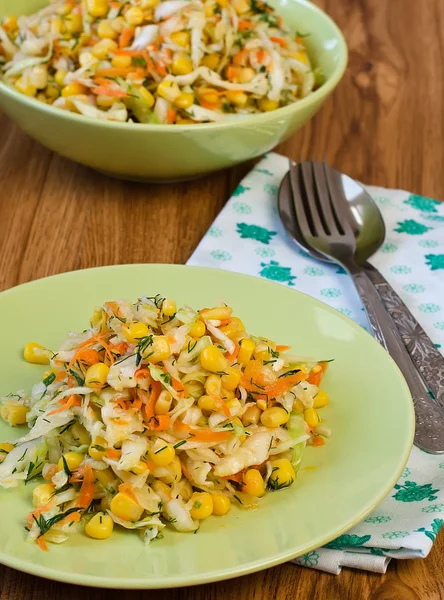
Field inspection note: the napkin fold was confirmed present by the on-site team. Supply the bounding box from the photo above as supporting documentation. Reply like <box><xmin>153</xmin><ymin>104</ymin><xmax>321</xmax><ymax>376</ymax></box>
<box><xmin>187</xmin><ymin>152</ymin><xmax>444</xmax><ymax>574</ymax></box>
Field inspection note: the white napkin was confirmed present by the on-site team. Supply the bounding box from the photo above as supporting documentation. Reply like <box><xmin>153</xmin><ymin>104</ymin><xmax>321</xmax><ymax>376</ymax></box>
<box><xmin>187</xmin><ymin>152</ymin><xmax>444</xmax><ymax>574</ymax></box>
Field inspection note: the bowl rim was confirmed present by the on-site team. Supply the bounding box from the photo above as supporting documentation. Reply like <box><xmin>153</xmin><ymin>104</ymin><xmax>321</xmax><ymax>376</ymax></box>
<box><xmin>0</xmin><ymin>0</ymin><xmax>348</xmax><ymax>132</ymax></box>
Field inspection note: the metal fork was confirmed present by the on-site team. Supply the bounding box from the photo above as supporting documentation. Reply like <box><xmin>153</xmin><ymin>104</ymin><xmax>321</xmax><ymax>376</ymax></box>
<box><xmin>288</xmin><ymin>159</ymin><xmax>444</xmax><ymax>454</ymax></box>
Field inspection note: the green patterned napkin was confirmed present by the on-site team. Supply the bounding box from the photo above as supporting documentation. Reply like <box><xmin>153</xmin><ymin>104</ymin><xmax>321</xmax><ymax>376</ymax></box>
<box><xmin>187</xmin><ymin>152</ymin><xmax>444</xmax><ymax>574</ymax></box>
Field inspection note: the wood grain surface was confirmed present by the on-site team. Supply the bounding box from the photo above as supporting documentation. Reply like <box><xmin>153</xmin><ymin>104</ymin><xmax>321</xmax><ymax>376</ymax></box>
<box><xmin>1</xmin><ymin>0</ymin><xmax>444</xmax><ymax>598</ymax></box>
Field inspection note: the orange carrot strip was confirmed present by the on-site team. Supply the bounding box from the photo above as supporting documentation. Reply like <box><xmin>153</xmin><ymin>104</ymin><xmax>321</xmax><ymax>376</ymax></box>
<box><xmin>144</xmin><ymin>380</ymin><xmax>161</xmax><ymax>422</ymax></box>
<box><xmin>174</xmin><ymin>420</ymin><xmax>231</xmax><ymax>443</ymax></box>
<box><xmin>47</xmin><ymin>394</ymin><xmax>81</xmax><ymax>417</ymax></box>
<box><xmin>275</xmin><ymin>345</ymin><xmax>291</xmax><ymax>352</ymax></box>
<box><xmin>36</xmin><ymin>537</ymin><xmax>49</xmax><ymax>552</ymax></box>
<box><xmin>307</xmin><ymin>362</ymin><xmax>328</xmax><ymax>386</ymax></box>
<box><xmin>132</xmin><ymin>398</ymin><xmax>143</xmax><ymax>410</ymax></box>
<box><xmin>92</xmin><ymin>86</ymin><xmax>128</xmax><ymax>97</ymax></box>
<box><xmin>233</xmin><ymin>48</ymin><xmax>248</xmax><ymax>66</ymax></box>
<box><xmin>149</xmin><ymin>414</ymin><xmax>170</xmax><ymax>431</ymax></box>
<box><xmin>312</xmin><ymin>435</ymin><xmax>326</xmax><ymax>447</ymax></box>
<box><xmin>56</xmin><ymin>371</ymin><xmax>66</xmax><ymax>382</ymax></box>
<box><xmin>115</xmin><ymin>398</ymin><xmax>127</xmax><ymax>410</ymax></box>
<box><xmin>119</xmin><ymin>26</ymin><xmax>135</xmax><ymax>49</ymax></box>
<box><xmin>167</xmin><ymin>108</ymin><xmax>176</xmax><ymax>124</ymax></box>
<box><xmin>95</xmin><ymin>67</ymin><xmax>144</xmax><ymax>77</ymax></box>
<box><xmin>226</xmin><ymin>342</ymin><xmax>240</xmax><ymax>363</ymax></box>
<box><xmin>43</xmin><ymin>465</ymin><xmax>57</xmax><ymax>481</ymax></box>
<box><xmin>106</xmin><ymin>448</ymin><xmax>121</xmax><ymax>459</ymax></box>
<box><xmin>77</xmin><ymin>463</ymin><xmax>94</xmax><ymax>509</ymax></box>
<box><xmin>238</xmin><ymin>20</ymin><xmax>253</xmax><ymax>31</ymax></box>
<box><xmin>270</xmin><ymin>36</ymin><xmax>288</xmax><ymax>48</ymax></box>
<box><xmin>256</xmin><ymin>49</ymin><xmax>265</xmax><ymax>63</ymax></box>
<box><xmin>210</xmin><ymin>394</ymin><xmax>230</xmax><ymax>417</ymax></box>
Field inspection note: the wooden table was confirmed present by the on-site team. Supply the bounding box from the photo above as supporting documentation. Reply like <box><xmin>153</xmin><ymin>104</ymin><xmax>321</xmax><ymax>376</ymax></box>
<box><xmin>1</xmin><ymin>0</ymin><xmax>443</xmax><ymax>598</ymax></box>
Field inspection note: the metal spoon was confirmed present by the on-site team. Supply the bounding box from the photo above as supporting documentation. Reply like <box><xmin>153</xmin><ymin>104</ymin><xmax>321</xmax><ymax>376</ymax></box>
<box><xmin>278</xmin><ymin>162</ymin><xmax>444</xmax><ymax>453</ymax></box>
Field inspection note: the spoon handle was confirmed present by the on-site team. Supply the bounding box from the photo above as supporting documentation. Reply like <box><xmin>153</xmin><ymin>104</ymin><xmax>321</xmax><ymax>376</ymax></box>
<box><xmin>350</xmin><ymin>268</ymin><xmax>444</xmax><ymax>454</ymax></box>
<box><xmin>363</xmin><ymin>262</ymin><xmax>444</xmax><ymax>406</ymax></box>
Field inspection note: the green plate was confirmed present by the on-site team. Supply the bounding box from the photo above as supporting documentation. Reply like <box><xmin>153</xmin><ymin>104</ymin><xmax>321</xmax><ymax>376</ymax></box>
<box><xmin>0</xmin><ymin>265</ymin><xmax>414</xmax><ymax>588</ymax></box>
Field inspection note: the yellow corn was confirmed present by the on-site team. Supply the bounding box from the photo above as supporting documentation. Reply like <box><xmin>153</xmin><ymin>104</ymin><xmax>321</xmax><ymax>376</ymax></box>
<box><xmin>261</xmin><ymin>407</ymin><xmax>290</xmax><ymax>428</ymax></box>
<box><xmin>176</xmin><ymin>478</ymin><xmax>193</xmax><ymax>501</ymax></box>
<box><xmin>146</xmin><ymin>335</ymin><xmax>171</xmax><ymax>363</ymax></box>
<box><xmin>66</xmin><ymin>12</ymin><xmax>83</xmax><ymax>34</ymax></box>
<box><xmin>198</xmin><ymin>87</ymin><xmax>219</xmax><ymax>104</ymax></box>
<box><xmin>304</xmin><ymin>407</ymin><xmax>320</xmax><ymax>428</ymax></box>
<box><xmin>242</xmin><ymin>405</ymin><xmax>261</xmax><ymax>426</ymax></box>
<box><xmin>91</xmin><ymin>39</ymin><xmax>118</xmax><ymax>60</ymax></box>
<box><xmin>236</xmin><ymin>67</ymin><xmax>254</xmax><ymax>83</ymax></box>
<box><xmin>15</xmin><ymin>77</ymin><xmax>37</xmax><ymax>97</ymax></box>
<box><xmin>94</xmin><ymin>468</ymin><xmax>115</xmax><ymax>488</ymax></box>
<box><xmin>190</xmin><ymin>491</ymin><xmax>213</xmax><ymax>519</ymax></box>
<box><xmin>172</xmin><ymin>54</ymin><xmax>193</xmax><ymax>76</ymax></box>
<box><xmin>54</xmin><ymin>70</ymin><xmax>67</xmax><ymax>87</ymax></box>
<box><xmin>70</xmin><ymin>422</ymin><xmax>91</xmax><ymax>446</ymax></box>
<box><xmin>24</xmin><ymin>342</ymin><xmax>50</xmax><ymax>364</ymax></box>
<box><xmin>111</xmin><ymin>54</ymin><xmax>132</xmax><ymax>69</ymax></box>
<box><xmin>160</xmin><ymin>299</ymin><xmax>176</xmax><ymax>317</ymax></box>
<box><xmin>85</xmin><ymin>363</ymin><xmax>110</xmax><ymax>389</ymax></box>
<box><xmin>131</xmin><ymin>461</ymin><xmax>148</xmax><ymax>475</ymax></box>
<box><xmin>212</xmin><ymin>492</ymin><xmax>231</xmax><ymax>516</ymax></box>
<box><xmin>221</xmin><ymin>388</ymin><xmax>234</xmax><ymax>401</ymax></box>
<box><xmin>149</xmin><ymin>442</ymin><xmax>175</xmax><ymax>466</ymax></box>
<box><xmin>111</xmin><ymin>16</ymin><xmax>126</xmax><ymax>33</ymax></box>
<box><xmin>66</xmin><ymin>94</ymin><xmax>90</xmax><ymax>112</ymax></box>
<box><xmin>51</xmin><ymin>16</ymin><xmax>64</xmax><ymax>35</ymax></box>
<box><xmin>32</xmin><ymin>483</ymin><xmax>55</xmax><ymax>508</ymax></box>
<box><xmin>58</xmin><ymin>452</ymin><xmax>84</xmax><ymax>472</ymax></box>
<box><xmin>1</xmin><ymin>404</ymin><xmax>29</xmax><ymax>426</ymax></box>
<box><xmin>242</xmin><ymin>469</ymin><xmax>265</xmax><ymax>497</ymax></box>
<box><xmin>62</xmin><ymin>82</ymin><xmax>87</xmax><ymax>97</ymax></box>
<box><xmin>200</xmin><ymin>53</ymin><xmax>219</xmax><ymax>70</ymax></box>
<box><xmin>170</xmin><ymin>31</ymin><xmax>190</xmax><ymax>47</ymax></box>
<box><xmin>190</xmin><ymin>320</ymin><xmax>206</xmax><ymax>338</ymax></box>
<box><xmin>29</xmin><ymin>65</ymin><xmax>48</xmax><ymax>90</ymax></box>
<box><xmin>96</xmin><ymin>95</ymin><xmax>115</xmax><ymax>108</ymax></box>
<box><xmin>221</xmin><ymin>367</ymin><xmax>240</xmax><ymax>391</ymax></box>
<box><xmin>46</xmin><ymin>84</ymin><xmax>60</xmax><ymax>100</ymax></box>
<box><xmin>293</xmin><ymin>399</ymin><xmax>305</xmax><ymax>413</ymax></box>
<box><xmin>88</xmin><ymin>436</ymin><xmax>107</xmax><ymax>460</ymax></box>
<box><xmin>85</xmin><ymin>512</ymin><xmax>114</xmax><ymax>539</ymax></box>
<box><xmin>200</xmin><ymin>345</ymin><xmax>228</xmax><ymax>373</ymax></box>
<box><xmin>226</xmin><ymin>91</ymin><xmax>248</xmax><ymax>107</ymax></box>
<box><xmin>237</xmin><ymin>338</ymin><xmax>255</xmax><ymax>366</ymax></box>
<box><xmin>0</xmin><ymin>442</ymin><xmax>15</xmax><ymax>462</ymax></box>
<box><xmin>226</xmin><ymin>398</ymin><xmax>242</xmax><ymax>417</ymax></box>
<box><xmin>157</xmin><ymin>80</ymin><xmax>181</xmax><ymax>103</ymax></box>
<box><xmin>258</xmin><ymin>98</ymin><xmax>279</xmax><ymax>112</ymax></box>
<box><xmin>87</xmin><ymin>0</ymin><xmax>109</xmax><ymax>18</ymax></box>
<box><xmin>269</xmin><ymin>458</ymin><xmax>296</xmax><ymax>488</ymax></box>
<box><xmin>137</xmin><ymin>86</ymin><xmax>155</xmax><ymax>107</ymax></box>
<box><xmin>200</xmin><ymin>306</ymin><xmax>233</xmax><ymax>321</ymax></box>
<box><xmin>174</xmin><ymin>93</ymin><xmax>194</xmax><ymax>109</ymax></box>
<box><xmin>232</xmin><ymin>0</ymin><xmax>250</xmax><ymax>13</ymax></box>
<box><xmin>159</xmin><ymin>455</ymin><xmax>182</xmax><ymax>484</ymax></box>
<box><xmin>204</xmin><ymin>374</ymin><xmax>222</xmax><ymax>396</ymax></box>
<box><xmin>98</xmin><ymin>19</ymin><xmax>118</xmax><ymax>39</ymax></box>
<box><xmin>2</xmin><ymin>16</ymin><xmax>18</xmax><ymax>31</ymax></box>
<box><xmin>198</xmin><ymin>394</ymin><xmax>219</xmax><ymax>412</ymax></box>
<box><xmin>314</xmin><ymin>390</ymin><xmax>329</xmax><ymax>409</ymax></box>
<box><xmin>151</xmin><ymin>480</ymin><xmax>172</xmax><ymax>501</ymax></box>
<box><xmin>122</xmin><ymin>322</ymin><xmax>149</xmax><ymax>344</ymax></box>
<box><xmin>295</xmin><ymin>50</ymin><xmax>309</xmax><ymax>64</ymax></box>
<box><xmin>155</xmin><ymin>390</ymin><xmax>172</xmax><ymax>415</ymax></box>
<box><xmin>220</xmin><ymin>316</ymin><xmax>245</xmax><ymax>338</ymax></box>
<box><xmin>110</xmin><ymin>492</ymin><xmax>144</xmax><ymax>521</ymax></box>
<box><xmin>125</xmin><ymin>6</ymin><xmax>144</xmax><ymax>26</ymax></box>
<box><xmin>256</xmin><ymin>399</ymin><xmax>267</xmax><ymax>411</ymax></box>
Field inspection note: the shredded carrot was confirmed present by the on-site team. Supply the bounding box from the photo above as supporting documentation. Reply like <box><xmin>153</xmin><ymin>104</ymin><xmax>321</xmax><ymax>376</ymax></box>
<box><xmin>106</xmin><ymin>448</ymin><xmax>121</xmax><ymax>459</ymax></box>
<box><xmin>119</xmin><ymin>26</ymin><xmax>135</xmax><ymax>49</ymax></box>
<box><xmin>36</xmin><ymin>537</ymin><xmax>49</xmax><ymax>552</ymax></box>
<box><xmin>256</xmin><ymin>49</ymin><xmax>265</xmax><ymax>63</ymax></box>
<box><xmin>109</xmin><ymin>341</ymin><xmax>129</xmax><ymax>356</ymax></box>
<box><xmin>174</xmin><ymin>420</ymin><xmax>231</xmax><ymax>443</ymax></box>
<box><xmin>200</xmin><ymin>99</ymin><xmax>220</xmax><ymax>110</ymax></box>
<box><xmin>226</xmin><ymin>66</ymin><xmax>238</xmax><ymax>81</ymax></box>
<box><xmin>76</xmin><ymin>463</ymin><xmax>94</xmax><ymax>509</ymax></box>
<box><xmin>47</xmin><ymin>394</ymin><xmax>81</xmax><ymax>416</ymax></box>
<box><xmin>92</xmin><ymin>86</ymin><xmax>128</xmax><ymax>97</ymax></box>
<box><xmin>233</xmin><ymin>48</ymin><xmax>248</xmax><ymax>66</ymax></box>
<box><xmin>167</xmin><ymin>108</ymin><xmax>176</xmax><ymax>124</ymax></box>
<box><xmin>218</xmin><ymin>318</ymin><xmax>232</xmax><ymax>327</ymax></box>
<box><xmin>270</xmin><ymin>36</ymin><xmax>288</xmax><ymax>48</ymax></box>
<box><xmin>43</xmin><ymin>465</ymin><xmax>57</xmax><ymax>481</ymax></box>
<box><xmin>55</xmin><ymin>371</ymin><xmax>66</xmax><ymax>382</ymax></box>
<box><xmin>238</xmin><ymin>20</ymin><xmax>253</xmax><ymax>31</ymax></box>
<box><xmin>27</xmin><ymin>501</ymin><xmax>56</xmax><ymax>528</ymax></box>
<box><xmin>312</xmin><ymin>435</ymin><xmax>326</xmax><ymax>447</ymax></box>
<box><xmin>142</xmin><ymin>50</ymin><xmax>158</xmax><ymax>79</ymax></box>
<box><xmin>275</xmin><ymin>345</ymin><xmax>291</xmax><ymax>352</ymax></box>
<box><xmin>171</xmin><ymin>376</ymin><xmax>185</xmax><ymax>394</ymax></box>
<box><xmin>95</xmin><ymin>67</ymin><xmax>144</xmax><ymax>77</ymax></box>
<box><xmin>155</xmin><ymin>59</ymin><xmax>167</xmax><ymax>77</ymax></box>
<box><xmin>70</xmin><ymin>464</ymin><xmax>87</xmax><ymax>483</ymax></box>
<box><xmin>115</xmin><ymin>398</ymin><xmax>128</xmax><ymax>411</ymax></box>
<box><xmin>241</xmin><ymin>370</ymin><xmax>306</xmax><ymax>400</ymax></box>
<box><xmin>132</xmin><ymin>398</ymin><xmax>143</xmax><ymax>410</ymax></box>
<box><xmin>307</xmin><ymin>362</ymin><xmax>328</xmax><ymax>386</ymax></box>
<box><xmin>135</xmin><ymin>368</ymin><xmax>150</xmax><ymax>379</ymax></box>
<box><xmin>149</xmin><ymin>414</ymin><xmax>170</xmax><ymax>431</ymax></box>
<box><xmin>60</xmin><ymin>511</ymin><xmax>81</xmax><ymax>526</ymax></box>
<box><xmin>226</xmin><ymin>342</ymin><xmax>240</xmax><ymax>363</ymax></box>
<box><xmin>221</xmin><ymin>471</ymin><xmax>244</xmax><ymax>483</ymax></box>
<box><xmin>144</xmin><ymin>380</ymin><xmax>161</xmax><ymax>422</ymax></box>
<box><xmin>210</xmin><ymin>394</ymin><xmax>230</xmax><ymax>417</ymax></box>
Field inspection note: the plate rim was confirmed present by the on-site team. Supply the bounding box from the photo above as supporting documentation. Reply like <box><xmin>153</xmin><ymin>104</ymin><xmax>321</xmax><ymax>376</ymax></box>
<box><xmin>0</xmin><ymin>264</ymin><xmax>415</xmax><ymax>588</ymax></box>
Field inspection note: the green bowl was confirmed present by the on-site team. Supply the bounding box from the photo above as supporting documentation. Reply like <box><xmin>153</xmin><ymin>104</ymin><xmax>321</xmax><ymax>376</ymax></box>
<box><xmin>0</xmin><ymin>0</ymin><xmax>347</xmax><ymax>181</ymax></box>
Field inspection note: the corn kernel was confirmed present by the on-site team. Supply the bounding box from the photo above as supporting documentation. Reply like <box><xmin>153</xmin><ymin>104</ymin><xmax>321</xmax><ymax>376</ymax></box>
<box><xmin>98</xmin><ymin>19</ymin><xmax>118</xmax><ymax>39</ymax></box>
<box><xmin>71</xmin><ymin>422</ymin><xmax>91</xmax><ymax>446</ymax></box>
<box><xmin>14</xmin><ymin>77</ymin><xmax>37</xmax><ymax>97</ymax></box>
<box><xmin>162</xmin><ymin>299</ymin><xmax>176</xmax><ymax>317</ymax></box>
<box><xmin>96</xmin><ymin>94</ymin><xmax>115</xmax><ymax>108</ymax></box>
<box><xmin>232</xmin><ymin>0</ymin><xmax>250</xmax><ymax>13</ymax></box>
<box><xmin>198</xmin><ymin>394</ymin><xmax>218</xmax><ymax>412</ymax></box>
<box><xmin>0</xmin><ymin>442</ymin><xmax>15</xmax><ymax>454</ymax></box>
<box><xmin>157</xmin><ymin>80</ymin><xmax>181</xmax><ymax>103</ymax></box>
<box><xmin>314</xmin><ymin>390</ymin><xmax>329</xmax><ymax>409</ymax></box>
<box><xmin>198</xmin><ymin>87</ymin><xmax>219</xmax><ymax>104</ymax></box>
<box><xmin>111</xmin><ymin>16</ymin><xmax>126</xmax><ymax>33</ymax></box>
<box><xmin>221</xmin><ymin>388</ymin><xmax>234</xmax><ymax>401</ymax></box>
<box><xmin>242</xmin><ymin>469</ymin><xmax>265</xmax><ymax>497</ymax></box>
<box><xmin>200</xmin><ymin>306</ymin><xmax>233</xmax><ymax>321</ymax></box>
<box><xmin>131</xmin><ymin>461</ymin><xmax>148</xmax><ymax>475</ymax></box>
<box><xmin>204</xmin><ymin>374</ymin><xmax>221</xmax><ymax>396</ymax></box>
<box><xmin>304</xmin><ymin>407</ymin><xmax>320</xmax><ymax>428</ymax></box>
<box><xmin>89</xmin><ymin>436</ymin><xmax>107</xmax><ymax>460</ymax></box>
<box><xmin>200</xmin><ymin>345</ymin><xmax>228</xmax><ymax>373</ymax></box>
<box><xmin>221</xmin><ymin>367</ymin><xmax>240</xmax><ymax>391</ymax></box>
<box><xmin>58</xmin><ymin>451</ymin><xmax>84</xmax><ymax>472</ymax></box>
<box><xmin>151</xmin><ymin>480</ymin><xmax>172</xmax><ymax>501</ymax></box>
<box><xmin>237</xmin><ymin>338</ymin><xmax>255</xmax><ymax>366</ymax></box>
<box><xmin>225</xmin><ymin>91</ymin><xmax>248</xmax><ymax>107</ymax></box>
<box><xmin>237</xmin><ymin>67</ymin><xmax>255</xmax><ymax>83</ymax></box>
<box><xmin>3</xmin><ymin>16</ymin><xmax>18</xmax><ymax>31</ymax></box>
<box><xmin>269</xmin><ymin>458</ymin><xmax>296</xmax><ymax>488</ymax></box>
<box><xmin>172</xmin><ymin>93</ymin><xmax>193</xmax><ymax>110</ymax></box>
<box><xmin>46</xmin><ymin>84</ymin><xmax>60</xmax><ymax>100</ymax></box>
<box><xmin>54</xmin><ymin>70</ymin><xmax>67</xmax><ymax>87</ymax></box>
<box><xmin>242</xmin><ymin>405</ymin><xmax>261</xmax><ymax>426</ymax></box>
<box><xmin>190</xmin><ymin>491</ymin><xmax>213</xmax><ymax>519</ymax></box>
<box><xmin>256</xmin><ymin>399</ymin><xmax>267</xmax><ymax>411</ymax></box>
<box><xmin>56</xmin><ymin>3</ymin><xmax>73</xmax><ymax>15</ymax></box>
<box><xmin>172</xmin><ymin>54</ymin><xmax>193</xmax><ymax>76</ymax></box>
<box><xmin>122</xmin><ymin>322</ymin><xmax>149</xmax><ymax>344</ymax></box>
<box><xmin>141</xmin><ymin>0</ymin><xmax>159</xmax><ymax>7</ymax></box>
<box><xmin>85</xmin><ymin>362</ymin><xmax>110</xmax><ymax>389</ymax></box>
<box><xmin>200</xmin><ymin>53</ymin><xmax>219</xmax><ymax>70</ymax></box>
<box><xmin>146</xmin><ymin>336</ymin><xmax>171</xmax><ymax>363</ymax></box>
<box><xmin>87</xmin><ymin>0</ymin><xmax>109</xmax><ymax>18</ymax></box>
<box><xmin>159</xmin><ymin>455</ymin><xmax>182</xmax><ymax>484</ymax></box>
<box><xmin>190</xmin><ymin>320</ymin><xmax>205</xmax><ymax>338</ymax></box>
<box><xmin>261</xmin><ymin>407</ymin><xmax>289</xmax><ymax>428</ymax></box>
<box><xmin>85</xmin><ymin>512</ymin><xmax>114</xmax><ymax>539</ymax></box>
<box><xmin>155</xmin><ymin>390</ymin><xmax>172</xmax><ymax>415</ymax></box>
<box><xmin>212</xmin><ymin>492</ymin><xmax>231</xmax><ymax>516</ymax></box>
<box><xmin>91</xmin><ymin>39</ymin><xmax>118</xmax><ymax>60</ymax></box>
<box><xmin>125</xmin><ymin>6</ymin><xmax>144</xmax><ymax>26</ymax></box>
<box><xmin>32</xmin><ymin>483</ymin><xmax>55</xmax><ymax>507</ymax></box>
<box><xmin>1</xmin><ymin>404</ymin><xmax>29</xmax><ymax>426</ymax></box>
<box><xmin>66</xmin><ymin>12</ymin><xmax>83</xmax><ymax>34</ymax></box>
<box><xmin>94</xmin><ymin>468</ymin><xmax>115</xmax><ymax>488</ymax></box>
<box><xmin>62</xmin><ymin>82</ymin><xmax>87</xmax><ymax>97</ymax></box>
<box><xmin>170</xmin><ymin>31</ymin><xmax>190</xmax><ymax>47</ymax></box>
<box><xmin>111</xmin><ymin>54</ymin><xmax>132</xmax><ymax>69</ymax></box>
<box><xmin>220</xmin><ymin>316</ymin><xmax>245</xmax><ymax>339</ymax></box>
<box><xmin>258</xmin><ymin>98</ymin><xmax>279</xmax><ymax>112</ymax></box>
<box><xmin>51</xmin><ymin>16</ymin><xmax>64</xmax><ymax>35</ymax></box>
<box><xmin>295</xmin><ymin>50</ymin><xmax>309</xmax><ymax>64</ymax></box>
<box><xmin>293</xmin><ymin>399</ymin><xmax>305</xmax><ymax>413</ymax></box>
<box><xmin>149</xmin><ymin>442</ymin><xmax>175</xmax><ymax>466</ymax></box>
<box><xmin>29</xmin><ymin>65</ymin><xmax>48</xmax><ymax>90</ymax></box>
<box><xmin>110</xmin><ymin>492</ymin><xmax>143</xmax><ymax>521</ymax></box>
<box><xmin>134</xmin><ymin>86</ymin><xmax>154</xmax><ymax>108</ymax></box>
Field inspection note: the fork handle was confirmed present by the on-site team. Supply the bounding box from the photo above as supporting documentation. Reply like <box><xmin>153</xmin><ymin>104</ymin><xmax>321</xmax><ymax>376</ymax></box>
<box><xmin>350</xmin><ymin>268</ymin><xmax>444</xmax><ymax>454</ymax></box>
